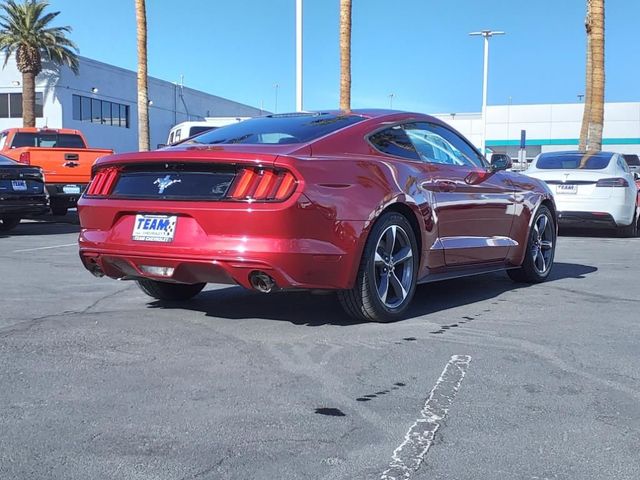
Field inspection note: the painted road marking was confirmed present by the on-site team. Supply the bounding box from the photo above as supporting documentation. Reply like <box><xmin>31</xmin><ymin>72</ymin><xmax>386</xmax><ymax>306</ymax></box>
<box><xmin>12</xmin><ymin>243</ymin><xmax>77</xmax><ymax>253</ymax></box>
<box><xmin>381</xmin><ymin>354</ymin><xmax>472</xmax><ymax>480</ymax></box>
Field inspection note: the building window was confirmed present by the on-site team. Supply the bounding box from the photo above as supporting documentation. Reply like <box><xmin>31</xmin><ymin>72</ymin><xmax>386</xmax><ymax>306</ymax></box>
<box><xmin>72</xmin><ymin>94</ymin><xmax>129</xmax><ymax>128</ymax></box>
<box><xmin>0</xmin><ymin>92</ymin><xmax>44</xmax><ymax>118</ymax></box>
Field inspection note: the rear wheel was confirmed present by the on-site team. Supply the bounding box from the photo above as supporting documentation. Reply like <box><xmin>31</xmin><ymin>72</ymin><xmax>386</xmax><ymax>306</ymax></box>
<box><xmin>617</xmin><ymin>210</ymin><xmax>638</xmax><ymax>238</ymax></box>
<box><xmin>137</xmin><ymin>279</ymin><xmax>206</xmax><ymax>301</ymax></box>
<box><xmin>0</xmin><ymin>217</ymin><xmax>20</xmax><ymax>232</ymax></box>
<box><xmin>508</xmin><ymin>205</ymin><xmax>556</xmax><ymax>283</ymax></box>
<box><xmin>338</xmin><ymin>212</ymin><xmax>418</xmax><ymax>322</ymax></box>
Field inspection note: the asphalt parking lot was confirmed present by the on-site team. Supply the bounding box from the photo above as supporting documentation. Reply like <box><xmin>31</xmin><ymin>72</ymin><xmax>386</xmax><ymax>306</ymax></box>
<box><xmin>1</xmin><ymin>215</ymin><xmax>640</xmax><ymax>480</ymax></box>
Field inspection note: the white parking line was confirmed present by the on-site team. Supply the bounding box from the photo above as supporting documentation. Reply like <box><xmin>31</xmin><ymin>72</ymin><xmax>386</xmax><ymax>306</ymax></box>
<box><xmin>12</xmin><ymin>243</ymin><xmax>77</xmax><ymax>253</ymax></box>
<box><xmin>380</xmin><ymin>354</ymin><xmax>472</xmax><ymax>480</ymax></box>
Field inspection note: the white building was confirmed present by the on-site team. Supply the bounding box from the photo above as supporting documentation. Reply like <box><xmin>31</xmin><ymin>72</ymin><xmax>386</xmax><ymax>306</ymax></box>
<box><xmin>0</xmin><ymin>56</ymin><xmax>263</xmax><ymax>153</ymax></box>
<box><xmin>433</xmin><ymin>102</ymin><xmax>640</xmax><ymax>159</ymax></box>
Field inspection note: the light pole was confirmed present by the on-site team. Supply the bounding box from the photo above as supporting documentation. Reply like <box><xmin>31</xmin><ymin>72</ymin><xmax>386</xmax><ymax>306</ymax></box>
<box><xmin>469</xmin><ymin>30</ymin><xmax>505</xmax><ymax>156</ymax></box>
<box><xmin>273</xmin><ymin>83</ymin><xmax>279</xmax><ymax>114</ymax></box>
<box><xmin>295</xmin><ymin>0</ymin><xmax>303</xmax><ymax>111</ymax></box>
<box><xmin>388</xmin><ymin>93</ymin><xmax>395</xmax><ymax>109</ymax></box>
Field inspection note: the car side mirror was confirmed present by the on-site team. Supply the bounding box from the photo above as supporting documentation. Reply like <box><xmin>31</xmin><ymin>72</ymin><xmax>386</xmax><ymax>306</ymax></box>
<box><xmin>156</xmin><ymin>143</ymin><xmax>167</xmax><ymax>149</ymax></box>
<box><xmin>490</xmin><ymin>153</ymin><xmax>512</xmax><ymax>172</ymax></box>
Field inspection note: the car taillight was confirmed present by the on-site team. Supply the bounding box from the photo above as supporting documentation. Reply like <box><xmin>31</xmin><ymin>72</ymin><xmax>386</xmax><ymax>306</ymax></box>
<box><xmin>596</xmin><ymin>177</ymin><xmax>629</xmax><ymax>187</ymax></box>
<box><xmin>228</xmin><ymin>168</ymin><xmax>298</xmax><ymax>201</ymax></box>
<box><xmin>85</xmin><ymin>167</ymin><xmax>119</xmax><ymax>196</ymax></box>
<box><xmin>18</xmin><ymin>151</ymin><xmax>30</xmax><ymax>165</ymax></box>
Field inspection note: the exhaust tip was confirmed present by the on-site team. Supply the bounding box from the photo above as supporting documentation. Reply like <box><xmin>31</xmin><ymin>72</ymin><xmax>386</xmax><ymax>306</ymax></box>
<box><xmin>249</xmin><ymin>271</ymin><xmax>276</xmax><ymax>293</ymax></box>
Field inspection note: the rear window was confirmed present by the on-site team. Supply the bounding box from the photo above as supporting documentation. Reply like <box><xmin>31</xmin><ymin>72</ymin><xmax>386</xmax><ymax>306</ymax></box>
<box><xmin>623</xmin><ymin>154</ymin><xmax>640</xmax><ymax>166</ymax></box>
<box><xmin>188</xmin><ymin>126</ymin><xmax>215</xmax><ymax>137</ymax></box>
<box><xmin>11</xmin><ymin>132</ymin><xmax>86</xmax><ymax>149</ymax></box>
<box><xmin>536</xmin><ymin>152</ymin><xmax>613</xmax><ymax>170</ymax></box>
<box><xmin>187</xmin><ymin>113</ymin><xmax>365</xmax><ymax>145</ymax></box>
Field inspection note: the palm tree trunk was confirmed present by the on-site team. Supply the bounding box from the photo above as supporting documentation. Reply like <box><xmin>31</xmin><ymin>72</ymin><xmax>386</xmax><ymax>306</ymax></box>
<box><xmin>21</xmin><ymin>71</ymin><xmax>36</xmax><ymax>128</ymax></box>
<box><xmin>339</xmin><ymin>0</ymin><xmax>352</xmax><ymax>112</ymax></box>
<box><xmin>587</xmin><ymin>0</ymin><xmax>605</xmax><ymax>151</ymax></box>
<box><xmin>135</xmin><ymin>0</ymin><xmax>150</xmax><ymax>151</ymax></box>
<box><xmin>578</xmin><ymin>1</ymin><xmax>592</xmax><ymax>152</ymax></box>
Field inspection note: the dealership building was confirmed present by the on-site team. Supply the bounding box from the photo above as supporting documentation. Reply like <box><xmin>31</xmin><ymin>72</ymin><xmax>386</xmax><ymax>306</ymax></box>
<box><xmin>433</xmin><ymin>102</ymin><xmax>640</xmax><ymax>159</ymax></box>
<box><xmin>0</xmin><ymin>55</ymin><xmax>263</xmax><ymax>153</ymax></box>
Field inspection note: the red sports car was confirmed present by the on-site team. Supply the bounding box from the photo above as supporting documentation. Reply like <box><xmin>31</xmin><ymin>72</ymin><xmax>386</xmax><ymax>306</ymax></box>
<box><xmin>78</xmin><ymin>110</ymin><xmax>557</xmax><ymax>322</ymax></box>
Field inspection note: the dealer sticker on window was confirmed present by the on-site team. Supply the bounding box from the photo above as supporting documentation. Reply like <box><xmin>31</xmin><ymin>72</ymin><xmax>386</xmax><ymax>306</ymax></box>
<box><xmin>132</xmin><ymin>214</ymin><xmax>177</xmax><ymax>242</ymax></box>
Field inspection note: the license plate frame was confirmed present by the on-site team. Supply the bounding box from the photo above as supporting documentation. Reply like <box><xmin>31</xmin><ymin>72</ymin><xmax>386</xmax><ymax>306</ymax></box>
<box><xmin>63</xmin><ymin>184</ymin><xmax>81</xmax><ymax>195</ymax></box>
<box><xmin>132</xmin><ymin>214</ymin><xmax>178</xmax><ymax>243</ymax></box>
<box><xmin>11</xmin><ymin>180</ymin><xmax>27</xmax><ymax>191</ymax></box>
<box><xmin>556</xmin><ymin>184</ymin><xmax>578</xmax><ymax>195</ymax></box>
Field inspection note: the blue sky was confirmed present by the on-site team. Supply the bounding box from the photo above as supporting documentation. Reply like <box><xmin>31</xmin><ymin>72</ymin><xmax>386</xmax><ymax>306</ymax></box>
<box><xmin>51</xmin><ymin>0</ymin><xmax>640</xmax><ymax>114</ymax></box>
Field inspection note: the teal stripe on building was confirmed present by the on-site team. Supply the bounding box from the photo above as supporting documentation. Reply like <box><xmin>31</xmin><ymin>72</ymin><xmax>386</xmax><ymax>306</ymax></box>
<box><xmin>486</xmin><ymin>138</ymin><xmax>640</xmax><ymax>147</ymax></box>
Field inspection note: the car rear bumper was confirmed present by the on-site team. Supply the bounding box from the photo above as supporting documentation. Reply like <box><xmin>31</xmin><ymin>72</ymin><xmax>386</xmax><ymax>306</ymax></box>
<box><xmin>77</xmin><ymin>195</ymin><xmax>367</xmax><ymax>290</ymax></box>
<box><xmin>555</xmin><ymin>197</ymin><xmax>634</xmax><ymax>227</ymax></box>
<box><xmin>0</xmin><ymin>199</ymin><xmax>49</xmax><ymax>216</ymax></box>
<box><xmin>46</xmin><ymin>183</ymin><xmax>88</xmax><ymax>207</ymax></box>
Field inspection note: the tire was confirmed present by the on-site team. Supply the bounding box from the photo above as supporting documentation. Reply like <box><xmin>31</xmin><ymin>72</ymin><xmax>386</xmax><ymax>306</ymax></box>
<box><xmin>338</xmin><ymin>212</ymin><xmax>418</xmax><ymax>322</ymax></box>
<box><xmin>617</xmin><ymin>210</ymin><xmax>638</xmax><ymax>238</ymax></box>
<box><xmin>137</xmin><ymin>279</ymin><xmax>206</xmax><ymax>301</ymax></box>
<box><xmin>0</xmin><ymin>217</ymin><xmax>21</xmax><ymax>232</ymax></box>
<box><xmin>51</xmin><ymin>206</ymin><xmax>68</xmax><ymax>216</ymax></box>
<box><xmin>508</xmin><ymin>205</ymin><xmax>556</xmax><ymax>283</ymax></box>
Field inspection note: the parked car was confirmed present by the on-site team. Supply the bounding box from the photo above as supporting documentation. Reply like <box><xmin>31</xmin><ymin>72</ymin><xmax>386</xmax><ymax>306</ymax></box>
<box><xmin>0</xmin><ymin>153</ymin><xmax>49</xmax><ymax>232</ymax></box>
<box><xmin>623</xmin><ymin>154</ymin><xmax>640</xmax><ymax>174</ymax></box>
<box><xmin>165</xmin><ymin>117</ymin><xmax>251</xmax><ymax>146</ymax></box>
<box><xmin>0</xmin><ymin>128</ymin><xmax>113</xmax><ymax>215</ymax></box>
<box><xmin>526</xmin><ymin>151</ymin><xmax>639</xmax><ymax>236</ymax></box>
<box><xmin>78</xmin><ymin>110</ymin><xmax>557</xmax><ymax>322</ymax></box>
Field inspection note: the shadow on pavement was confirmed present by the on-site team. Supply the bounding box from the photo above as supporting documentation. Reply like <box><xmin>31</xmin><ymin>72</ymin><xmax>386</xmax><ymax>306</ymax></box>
<box><xmin>0</xmin><ymin>212</ymin><xmax>80</xmax><ymax>237</ymax></box>
<box><xmin>146</xmin><ymin>262</ymin><xmax>597</xmax><ymax>326</ymax></box>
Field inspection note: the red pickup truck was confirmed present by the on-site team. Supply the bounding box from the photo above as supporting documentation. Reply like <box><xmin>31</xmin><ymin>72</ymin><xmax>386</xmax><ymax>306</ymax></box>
<box><xmin>0</xmin><ymin>128</ymin><xmax>113</xmax><ymax>215</ymax></box>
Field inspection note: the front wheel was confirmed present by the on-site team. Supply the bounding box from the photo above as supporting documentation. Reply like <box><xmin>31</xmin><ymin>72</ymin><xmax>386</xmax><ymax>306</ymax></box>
<box><xmin>338</xmin><ymin>212</ymin><xmax>418</xmax><ymax>322</ymax></box>
<box><xmin>508</xmin><ymin>205</ymin><xmax>556</xmax><ymax>283</ymax></box>
<box><xmin>137</xmin><ymin>279</ymin><xmax>206</xmax><ymax>301</ymax></box>
<box><xmin>0</xmin><ymin>217</ymin><xmax>21</xmax><ymax>232</ymax></box>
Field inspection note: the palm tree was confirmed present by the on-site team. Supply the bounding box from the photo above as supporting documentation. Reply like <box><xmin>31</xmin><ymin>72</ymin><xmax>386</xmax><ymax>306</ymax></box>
<box><xmin>339</xmin><ymin>0</ymin><xmax>351</xmax><ymax>112</ymax></box>
<box><xmin>0</xmin><ymin>0</ymin><xmax>78</xmax><ymax>127</ymax></box>
<box><xmin>135</xmin><ymin>0</ymin><xmax>149</xmax><ymax>151</ymax></box>
<box><xmin>579</xmin><ymin>0</ymin><xmax>605</xmax><ymax>152</ymax></box>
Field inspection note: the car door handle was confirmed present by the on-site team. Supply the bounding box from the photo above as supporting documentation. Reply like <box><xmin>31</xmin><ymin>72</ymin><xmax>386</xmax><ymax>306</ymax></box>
<box><xmin>436</xmin><ymin>180</ymin><xmax>456</xmax><ymax>192</ymax></box>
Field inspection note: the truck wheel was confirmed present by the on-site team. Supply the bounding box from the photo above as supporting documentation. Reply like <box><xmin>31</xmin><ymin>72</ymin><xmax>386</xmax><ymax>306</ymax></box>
<box><xmin>51</xmin><ymin>206</ymin><xmax>68</xmax><ymax>216</ymax></box>
<box><xmin>0</xmin><ymin>217</ymin><xmax>21</xmax><ymax>232</ymax></box>
<box><xmin>137</xmin><ymin>279</ymin><xmax>206</xmax><ymax>301</ymax></box>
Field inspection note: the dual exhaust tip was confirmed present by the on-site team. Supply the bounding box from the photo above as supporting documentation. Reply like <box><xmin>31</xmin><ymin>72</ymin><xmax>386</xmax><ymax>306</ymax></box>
<box><xmin>249</xmin><ymin>271</ymin><xmax>277</xmax><ymax>293</ymax></box>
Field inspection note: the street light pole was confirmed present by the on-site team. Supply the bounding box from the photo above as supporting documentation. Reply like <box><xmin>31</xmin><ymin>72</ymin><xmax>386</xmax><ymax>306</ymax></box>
<box><xmin>469</xmin><ymin>30</ymin><xmax>505</xmax><ymax>156</ymax></box>
<box><xmin>295</xmin><ymin>0</ymin><xmax>303</xmax><ymax>111</ymax></box>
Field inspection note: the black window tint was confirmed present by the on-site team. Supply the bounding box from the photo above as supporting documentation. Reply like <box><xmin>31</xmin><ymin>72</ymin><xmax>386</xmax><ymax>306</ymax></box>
<box><xmin>189</xmin><ymin>126</ymin><xmax>215</xmax><ymax>136</ymax></box>
<box><xmin>190</xmin><ymin>113</ymin><xmax>365</xmax><ymax>145</ymax></box>
<box><xmin>0</xmin><ymin>95</ymin><xmax>8</xmax><ymax>117</ymax></box>
<box><xmin>35</xmin><ymin>92</ymin><xmax>44</xmax><ymax>118</ymax></box>
<box><xmin>623</xmin><ymin>154</ymin><xmax>640</xmax><ymax>166</ymax></box>
<box><xmin>72</xmin><ymin>95</ymin><xmax>81</xmax><ymax>120</ymax></box>
<box><xmin>9</xmin><ymin>93</ymin><xmax>22</xmax><ymax>118</ymax></box>
<box><xmin>10</xmin><ymin>133</ymin><xmax>85</xmax><ymax>148</ymax></box>
<box><xmin>369</xmin><ymin>126</ymin><xmax>419</xmax><ymax>160</ymax></box>
<box><xmin>536</xmin><ymin>152</ymin><xmax>612</xmax><ymax>170</ymax></box>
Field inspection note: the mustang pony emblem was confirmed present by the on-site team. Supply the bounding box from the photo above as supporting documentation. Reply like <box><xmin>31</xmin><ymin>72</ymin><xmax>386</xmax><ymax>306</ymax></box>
<box><xmin>154</xmin><ymin>175</ymin><xmax>181</xmax><ymax>194</ymax></box>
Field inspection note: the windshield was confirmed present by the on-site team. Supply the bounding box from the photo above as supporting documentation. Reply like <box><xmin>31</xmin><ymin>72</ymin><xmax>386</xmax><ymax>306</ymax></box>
<box><xmin>623</xmin><ymin>154</ymin><xmax>640</xmax><ymax>166</ymax></box>
<box><xmin>187</xmin><ymin>113</ymin><xmax>365</xmax><ymax>145</ymax></box>
<box><xmin>11</xmin><ymin>132</ymin><xmax>86</xmax><ymax>149</ymax></box>
<box><xmin>536</xmin><ymin>152</ymin><xmax>613</xmax><ymax>170</ymax></box>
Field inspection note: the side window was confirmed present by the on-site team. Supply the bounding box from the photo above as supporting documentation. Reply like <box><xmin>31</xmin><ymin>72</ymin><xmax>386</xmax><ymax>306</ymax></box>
<box><xmin>0</xmin><ymin>132</ymin><xmax>7</xmax><ymax>149</ymax></box>
<box><xmin>404</xmin><ymin>122</ymin><xmax>486</xmax><ymax>168</ymax></box>
<box><xmin>174</xmin><ymin>129</ymin><xmax>182</xmax><ymax>142</ymax></box>
<box><xmin>169</xmin><ymin>132</ymin><xmax>175</xmax><ymax>144</ymax></box>
<box><xmin>369</xmin><ymin>126</ymin><xmax>419</xmax><ymax>160</ymax></box>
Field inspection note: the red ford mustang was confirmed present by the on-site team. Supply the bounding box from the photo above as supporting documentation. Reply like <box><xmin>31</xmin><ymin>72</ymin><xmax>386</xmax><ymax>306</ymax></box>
<box><xmin>78</xmin><ymin>110</ymin><xmax>557</xmax><ymax>322</ymax></box>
